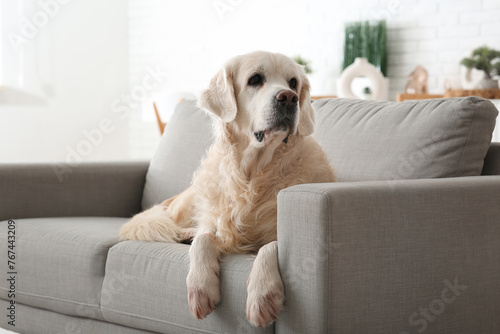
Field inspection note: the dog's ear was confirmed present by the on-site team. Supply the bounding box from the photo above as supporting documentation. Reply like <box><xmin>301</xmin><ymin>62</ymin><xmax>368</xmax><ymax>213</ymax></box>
<box><xmin>198</xmin><ymin>61</ymin><xmax>237</xmax><ymax>123</ymax></box>
<box><xmin>297</xmin><ymin>73</ymin><xmax>315</xmax><ymax>136</ymax></box>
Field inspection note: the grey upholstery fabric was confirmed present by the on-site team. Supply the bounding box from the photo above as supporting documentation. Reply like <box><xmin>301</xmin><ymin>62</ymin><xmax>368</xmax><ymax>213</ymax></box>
<box><xmin>141</xmin><ymin>100</ymin><xmax>214</xmax><ymax>210</ymax></box>
<box><xmin>313</xmin><ymin>97</ymin><xmax>498</xmax><ymax>182</ymax></box>
<box><xmin>2</xmin><ymin>97</ymin><xmax>499</xmax><ymax>334</ymax></box>
<box><xmin>0</xmin><ymin>217</ymin><xmax>126</xmax><ymax>320</ymax></box>
<box><xmin>276</xmin><ymin>176</ymin><xmax>500</xmax><ymax>334</ymax></box>
<box><xmin>482</xmin><ymin>142</ymin><xmax>500</xmax><ymax>175</ymax></box>
<box><xmin>0</xmin><ymin>161</ymin><xmax>149</xmax><ymax>221</ymax></box>
<box><xmin>101</xmin><ymin>241</ymin><xmax>272</xmax><ymax>334</ymax></box>
<box><xmin>0</xmin><ymin>300</ymin><xmax>156</xmax><ymax>334</ymax></box>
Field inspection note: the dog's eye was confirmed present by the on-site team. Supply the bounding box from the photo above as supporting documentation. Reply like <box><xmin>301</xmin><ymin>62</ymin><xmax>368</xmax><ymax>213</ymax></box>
<box><xmin>248</xmin><ymin>74</ymin><xmax>263</xmax><ymax>86</ymax></box>
<box><xmin>289</xmin><ymin>78</ymin><xmax>297</xmax><ymax>90</ymax></box>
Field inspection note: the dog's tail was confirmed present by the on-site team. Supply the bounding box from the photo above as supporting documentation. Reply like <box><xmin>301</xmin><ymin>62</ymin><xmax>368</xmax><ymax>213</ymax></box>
<box><xmin>120</xmin><ymin>204</ymin><xmax>196</xmax><ymax>243</ymax></box>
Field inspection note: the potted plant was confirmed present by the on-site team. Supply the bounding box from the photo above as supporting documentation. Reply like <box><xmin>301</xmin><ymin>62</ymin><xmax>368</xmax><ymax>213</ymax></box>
<box><xmin>292</xmin><ymin>55</ymin><xmax>313</xmax><ymax>74</ymax></box>
<box><xmin>460</xmin><ymin>46</ymin><xmax>500</xmax><ymax>89</ymax></box>
<box><xmin>339</xmin><ymin>20</ymin><xmax>389</xmax><ymax>101</ymax></box>
<box><xmin>342</xmin><ymin>20</ymin><xmax>387</xmax><ymax>76</ymax></box>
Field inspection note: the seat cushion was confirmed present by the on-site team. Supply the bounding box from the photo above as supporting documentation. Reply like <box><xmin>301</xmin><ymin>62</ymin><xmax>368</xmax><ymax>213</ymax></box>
<box><xmin>313</xmin><ymin>97</ymin><xmax>498</xmax><ymax>182</ymax></box>
<box><xmin>0</xmin><ymin>300</ymin><xmax>157</xmax><ymax>334</ymax></box>
<box><xmin>141</xmin><ymin>100</ymin><xmax>214</xmax><ymax>210</ymax></box>
<box><xmin>101</xmin><ymin>241</ymin><xmax>272</xmax><ymax>334</ymax></box>
<box><xmin>0</xmin><ymin>217</ymin><xmax>126</xmax><ymax>320</ymax></box>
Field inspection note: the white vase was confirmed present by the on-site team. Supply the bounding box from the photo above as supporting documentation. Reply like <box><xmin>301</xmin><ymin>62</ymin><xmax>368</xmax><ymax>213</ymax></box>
<box><xmin>338</xmin><ymin>58</ymin><xmax>387</xmax><ymax>101</ymax></box>
<box><xmin>361</xmin><ymin>93</ymin><xmax>373</xmax><ymax>100</ymax></box>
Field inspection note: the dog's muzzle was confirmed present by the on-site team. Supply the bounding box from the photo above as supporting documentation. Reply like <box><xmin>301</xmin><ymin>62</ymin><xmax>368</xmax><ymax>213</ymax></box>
<box><xmin>253</xmin><ymin>90</ymin><xmax>298</xmax><ymax>143</ymax></box>
<box><xmin>272</xmin><ymin>90</ymin><xmax>298</xmax><ymax>132</ymax></box>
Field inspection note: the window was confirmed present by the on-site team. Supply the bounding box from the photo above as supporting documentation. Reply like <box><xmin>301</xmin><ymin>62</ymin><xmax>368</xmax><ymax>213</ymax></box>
<box><xmin>0</xmin><ymin>0</ymin><xmax>23</xmax><ymax>87</ymax></box>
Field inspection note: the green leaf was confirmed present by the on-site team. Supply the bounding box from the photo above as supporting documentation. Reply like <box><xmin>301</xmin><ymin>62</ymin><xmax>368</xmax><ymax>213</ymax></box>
<box><xmin>460</xmin><ymin>57</ymin><xmax>476</xmax><ymax>68</ymax></box>
<box><xmin>463</xmin><ymin>46</ymin><xmax>500</xmax><ymax>78</ymax></box>
<box><xmin>342</xmin><ymin>20</ymin><xmax>387</xmax><ymax>76</ymax></box>
<box><xmin>292</xmin><ymin>55</ymin><xmax>313</xmax><ymax>74</ymax></box>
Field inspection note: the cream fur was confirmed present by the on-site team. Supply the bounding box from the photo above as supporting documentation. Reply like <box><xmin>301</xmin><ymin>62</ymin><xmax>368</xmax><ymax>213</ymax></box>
<box><xmin>119</xmin><ymin>51</ymin><xmax>336</xmax><ymax>327</ymax></box>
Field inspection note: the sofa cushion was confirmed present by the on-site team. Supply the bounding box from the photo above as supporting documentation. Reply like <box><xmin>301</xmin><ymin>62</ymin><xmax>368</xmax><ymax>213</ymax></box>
<box><xmin>141</xmin><ymin>100</ymin><xmax>213</xmax><ymax>210</ymax></box>
<box><xmin>141</xmin><ymin>97</ymin><xmax>498</xmax><ymax>204</ymax></box>
<box><xmin>101</xmin><ymin>241</ymin><xmax>272</xmax><ymax>334</ymax></box>
<box><xmin>0</xmin><ymin>217</ymin><xmax>126</xmax><ymax>320</ymax></box>
<box><xmin>313</xmin><ymin>97</ymin><xmax>498</xmax><ymax>182</ymax></box>
<box><xmin>0</xmin><ymin>300</ymin><xmax>156</xmax><ymax>334</ymax></box>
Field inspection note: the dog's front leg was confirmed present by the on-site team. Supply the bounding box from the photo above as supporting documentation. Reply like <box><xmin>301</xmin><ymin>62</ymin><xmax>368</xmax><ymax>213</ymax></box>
<box><xmin>246</xmin><ymin>240</ymin><xmax>284</xmax><ymax>327</ymax></box>
<box><xmin>186</xmin><ymin>233</ymin><xmax>221</xmax><ymax>319</ymax></box>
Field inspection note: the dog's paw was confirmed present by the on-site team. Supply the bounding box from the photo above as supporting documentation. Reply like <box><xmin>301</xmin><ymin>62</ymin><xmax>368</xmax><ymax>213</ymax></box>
<box><xmin>179</xmin><ymin>228</ymin><xmax>197</xmax><ymax>244</ymax></box>
<box><xmin>246</xmin><ymin>273</ymin><xmax>284</xmax><ymax>327</ymax></box>
<box><xmin>186</xmin><ymin>265</ymin><xmax>220</xmax><ymax>319</ymax></box>
<box><xmin>188</xmin><ymin>287</ymin><xmax>218</xmax><ymax>320</ymax></box>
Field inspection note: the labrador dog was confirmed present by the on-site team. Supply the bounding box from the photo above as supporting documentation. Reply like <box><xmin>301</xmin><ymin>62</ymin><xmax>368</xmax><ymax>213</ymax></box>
<box><xmin>120</xmin><ymin>51</ymin><xmax>336</xmax><ymax>327</ymax></box>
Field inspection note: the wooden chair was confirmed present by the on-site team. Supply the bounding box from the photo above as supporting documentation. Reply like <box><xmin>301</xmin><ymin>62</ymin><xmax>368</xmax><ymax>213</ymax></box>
<box><xmin>154</xmin><ymin>98</ymin><xmax>186</xmax><ymax>135</ymax></box>
<box><xmin>153</xmin><ymin>102</ymin><xmax>167</xmax><ymax>135</ymax></box>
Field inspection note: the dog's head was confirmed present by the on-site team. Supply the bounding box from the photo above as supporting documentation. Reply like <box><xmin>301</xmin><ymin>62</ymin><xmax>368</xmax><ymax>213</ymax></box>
<box><xmin>199</xmin><ymin>51</ymin><xmax>315</xmax><ymax>146</ymax></box>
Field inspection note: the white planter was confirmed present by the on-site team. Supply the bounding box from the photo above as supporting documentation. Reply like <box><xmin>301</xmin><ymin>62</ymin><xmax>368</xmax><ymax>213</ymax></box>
<box><xmin>337</xmin><ymin>58</ymin><xmax>389</xmax><ymax>101</ymax></box>
<box><xmin>361</xmin><ymin>92</ymin><xmax>374</xmax><ymax>100</ymax></box>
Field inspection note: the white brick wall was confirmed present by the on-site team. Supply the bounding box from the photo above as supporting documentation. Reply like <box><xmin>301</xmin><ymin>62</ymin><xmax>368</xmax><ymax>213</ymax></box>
<box><xmin>128</xmin><ymin>0</ymin><xmax>500</xmax><ymax>159</ymax></box>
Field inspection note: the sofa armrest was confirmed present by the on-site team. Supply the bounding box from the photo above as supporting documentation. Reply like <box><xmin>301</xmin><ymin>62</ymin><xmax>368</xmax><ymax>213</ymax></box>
<box><xmin>276</xmin><ymin>176</ymin><xmax>500</xmax><ymax>334</ymax></box>
<box><xmin>0</xmin><ymin>161</ymin><xmax>149</xmax><ymax>221</ymax></box>
<box><xmin>482</xmin><ymin>142</ymin><xmax>500</xmax><ymax>175</ymax></box>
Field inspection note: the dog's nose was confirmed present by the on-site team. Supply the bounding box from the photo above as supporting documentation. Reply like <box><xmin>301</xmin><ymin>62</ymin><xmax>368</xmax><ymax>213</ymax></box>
<box><xmin>276</xmin><ymin>90</ymin><xmax>298</xmax><ymax>107</ymax></box>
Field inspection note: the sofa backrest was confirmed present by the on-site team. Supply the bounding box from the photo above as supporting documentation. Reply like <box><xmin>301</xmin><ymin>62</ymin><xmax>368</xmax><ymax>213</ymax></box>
<box><xmin>141</xmin><ymin>97</ymin><xmax>498</xmax><ymax>209</ymax></box>
<box><xmin>141</xmin><ymin>100</ymin><xmax>213</xmax><ymax>209</ymax></box>
<box><xmin>313</xmin><ymin>97</ymin><xmax>498</xmax><ymax>182</ymax></box>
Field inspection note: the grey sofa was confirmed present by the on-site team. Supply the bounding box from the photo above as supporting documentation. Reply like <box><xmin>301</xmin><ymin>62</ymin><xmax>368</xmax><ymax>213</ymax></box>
<box><xmin>1</xmin><ymin>97</ymin><xmax>500</xmax><ymax>334</ymax></box>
